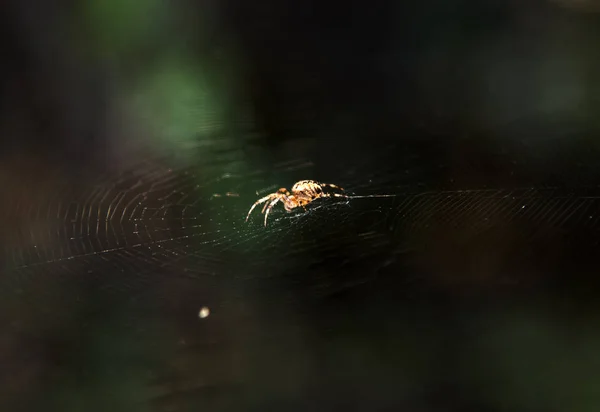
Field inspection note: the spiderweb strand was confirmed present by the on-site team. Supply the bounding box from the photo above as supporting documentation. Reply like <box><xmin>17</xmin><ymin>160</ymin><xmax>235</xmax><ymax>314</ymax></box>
<box><xmin>346</xmin><ymin>194</ymin><xmax>397</xmax><ymax>199</ymax></box>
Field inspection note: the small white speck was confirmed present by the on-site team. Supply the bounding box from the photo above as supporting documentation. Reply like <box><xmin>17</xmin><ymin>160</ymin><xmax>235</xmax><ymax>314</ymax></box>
<box><xmin>521</xmin><ymin>205</ymin><xmax>526</xmax><ymax>209</ymax></box>
<box><xmin>199</xmin><ymin>306</ymin><xmax>210</xmax><ymax>319</ymax></box>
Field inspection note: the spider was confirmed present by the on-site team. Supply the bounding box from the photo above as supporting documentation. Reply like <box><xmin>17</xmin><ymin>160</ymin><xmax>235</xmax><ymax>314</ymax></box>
<box><xmin>245</xmin><ymin>180</ymin><xmax>347</xmax><ymax>226</ymax></box>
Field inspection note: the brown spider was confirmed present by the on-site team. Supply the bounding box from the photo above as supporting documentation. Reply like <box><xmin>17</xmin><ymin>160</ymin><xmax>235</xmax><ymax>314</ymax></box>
<box><xmin>245</xmin><ymin>180</ymin><xmax>347</xmax><ymax>226</ymax></box>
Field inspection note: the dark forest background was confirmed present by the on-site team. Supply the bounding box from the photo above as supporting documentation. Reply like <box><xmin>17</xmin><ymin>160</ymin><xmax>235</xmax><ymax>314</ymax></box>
<box><xmin>2</xmin><ymin>1</ymin><xmax>600</xmax><ymax>411</ymax></box>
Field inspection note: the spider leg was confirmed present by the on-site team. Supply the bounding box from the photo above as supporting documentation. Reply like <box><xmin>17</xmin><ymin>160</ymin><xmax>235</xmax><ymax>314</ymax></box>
<box><xmin>321</xmin><ymin>183</ymin><xmax>344</xmax><ymax>190</ymax></box>
<box><xmin>263</xmin><ymin>197</ymin><xmax>282</xmax><ymax>226</ymax></box>
<box><xmin>245</xmin><ymin>194</ymin><xmax>274</xmax><ymax>222</ymax></box>
<box><xmin>320</xmin><ymin>183</ymin><xmax>347</xmax><ymax>197</ymax></box>
<box><xmin>261</xmin><ymin>199</ymin><xmax>272</xmax><ymax>214</ymax></box>
<box><xmin>296</xmin><ymin>198</ymin><xmax>308</xmax><ymax>211</ymax></box>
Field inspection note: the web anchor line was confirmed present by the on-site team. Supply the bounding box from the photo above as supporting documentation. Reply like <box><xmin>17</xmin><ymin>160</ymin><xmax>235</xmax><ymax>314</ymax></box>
<box><xmin>346</xmin><ymin>194</ymin><xmax>397</xmax><ymax>199</ymax></box>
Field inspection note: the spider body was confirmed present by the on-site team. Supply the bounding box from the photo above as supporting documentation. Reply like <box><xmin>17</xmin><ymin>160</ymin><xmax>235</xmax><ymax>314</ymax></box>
<box><xmin>245</xmin><ymin>180</ymin><xmax>346</xmax><ymax>226</ymax></box>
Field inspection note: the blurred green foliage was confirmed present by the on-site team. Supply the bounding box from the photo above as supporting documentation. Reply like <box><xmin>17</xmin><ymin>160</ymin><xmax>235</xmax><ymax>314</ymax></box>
<box><xmin>83</xmin><ymin>0</ymin><xmax>169</xmax><ymax>57</ymax></box>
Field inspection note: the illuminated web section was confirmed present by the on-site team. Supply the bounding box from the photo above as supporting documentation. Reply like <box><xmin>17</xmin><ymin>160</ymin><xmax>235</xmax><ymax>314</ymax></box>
<box><xmin>3</xmin><ymin>156</ymin><xmax>384</xmax><ymax>286</ymax></box>
<box><xmin>5</xmin><ymin>142</ymin><xmax>600</xmax><ymax>301</ymax></box>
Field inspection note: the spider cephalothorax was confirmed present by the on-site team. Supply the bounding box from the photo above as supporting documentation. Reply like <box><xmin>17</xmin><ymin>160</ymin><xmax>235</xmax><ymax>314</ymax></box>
<box><xmin>245</xmin><ymin>180</ymin><xmax>347</xmax><ymax>226</ymax></box>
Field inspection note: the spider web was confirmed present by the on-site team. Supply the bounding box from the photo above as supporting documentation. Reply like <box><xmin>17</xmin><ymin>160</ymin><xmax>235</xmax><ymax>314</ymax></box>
<box><xmin>4</xmin><ymin>134</ymin><xmax>600</xmax><ymax>309</ymax></box>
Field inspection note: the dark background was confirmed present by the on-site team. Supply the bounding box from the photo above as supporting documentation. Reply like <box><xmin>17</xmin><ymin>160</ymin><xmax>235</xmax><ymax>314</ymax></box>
<box><xmin>2</xmin><ymin>1</ymin><xmax>600</xmax><ymax>411</ymax></box>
